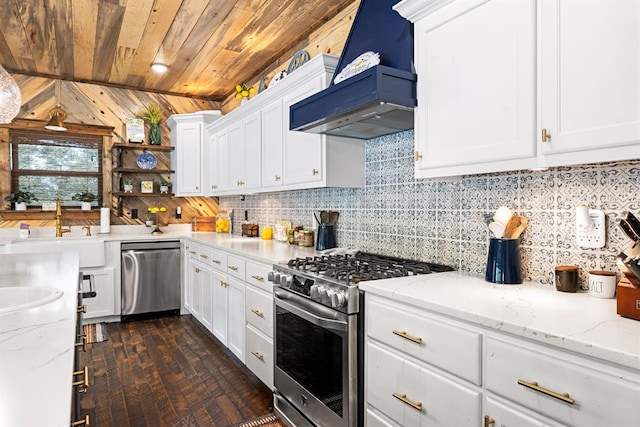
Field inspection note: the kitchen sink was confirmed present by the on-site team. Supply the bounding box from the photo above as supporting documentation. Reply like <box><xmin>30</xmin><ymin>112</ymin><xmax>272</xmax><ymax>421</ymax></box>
<box><xmin>0</xmin><ymin>286</ymin><xmax>64</xmax><ymax>314</ymax></box>
<box><xmin>6</xmin><ymin>238</ymin><xmax>106</xmax><ymax>268</ymax></box>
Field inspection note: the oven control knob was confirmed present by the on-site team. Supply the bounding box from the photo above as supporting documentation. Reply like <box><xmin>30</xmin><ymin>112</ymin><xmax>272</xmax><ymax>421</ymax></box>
<box><xmin>318</xmin><ymin>287</ymin><xmax>330</xmax><ymax>304</ymax></box>
<box><xmin>267</xmin><ymin>271</ymin><xmax>278</xmax><ymax>283</ymax></box>
<box><xmin>330</xmin><ymin>291</ymin><xmax>346</xmax><ymax>308</ymax></box>
<box><xmin>279</xmin><ymin>274</ymin><xmax>291</xmax><ymax>287</ymax></box>
<box><xmin>309</xmin><ymin>285</ymin><xmax>320</xmax><ymax>300</ymax></box>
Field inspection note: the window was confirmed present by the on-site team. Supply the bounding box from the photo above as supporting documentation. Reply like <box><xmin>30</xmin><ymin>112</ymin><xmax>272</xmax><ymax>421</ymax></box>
<box><xmin>9</xmin><ymin>129</ymin><xmax>103</xmax><ymax>207</ymax></box>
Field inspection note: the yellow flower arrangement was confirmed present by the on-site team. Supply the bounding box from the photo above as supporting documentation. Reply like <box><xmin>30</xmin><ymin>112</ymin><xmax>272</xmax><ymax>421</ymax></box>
<box><xmin>147</xmin><ymin>206</ymin><xmax>167</xmax><ymax>213</ymax></box>
<box><xmin>235</xmin><ymin>83</ymin><xmax>256</xmax><ymax>99</ymax></box>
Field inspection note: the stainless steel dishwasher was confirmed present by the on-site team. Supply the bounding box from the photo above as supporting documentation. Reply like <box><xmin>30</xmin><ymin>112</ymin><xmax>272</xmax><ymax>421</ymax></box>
<box><xmin>121</xmin><ymin>240</ymin><xmax>181</xmax><ymax>321</ymax></box>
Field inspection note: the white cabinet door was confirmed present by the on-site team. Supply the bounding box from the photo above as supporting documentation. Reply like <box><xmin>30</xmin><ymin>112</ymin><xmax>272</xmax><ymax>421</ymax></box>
<box><xmin>189</xmin><ymin>260</ymin><xmax>202</xmax><ymax>320</ymax></box>
<box><xmin>539</xmin><ymin>0</ymin><xmax>640</xmax><ymax>164</ymax></box>
<box><xmin>199</xmin><ymin>263</ymin><xmax>213</xmax><ymax>331</ymax></box>
<box><xmin>83</xmin><ymin>268</ymin><xmax>116</xmax><ymax>319</ymax></box>
<box><xmin>282</xmin><ymin>75</ymin><xmax>325</xmax><ymax>185</ymax></box>
<box><xmin>227</xmin><ymin>276</ymin><xmax>245</xmax><ymax>363</ymax></box>
<box><xmin>174</xmin><ymin>121</ymin><xmax>203</xmax><ymax>196</ymax></box>
<box><xmin>261</xmin><ymin>99</ymin><xmax>284</xmax><ymax>189</ymax></box>
<box><xmin>211</xmin><ymin>269</ymin><xmax>228</xmax><ymax>345</ymax></box>
<box><xmin>204</xmin><ymin>131</ymin><xmax>217</xmax><ymax>196</ymax></box>
<box><xmin>246</xmin><ymin>324</ymin><xmax>274</xmax><ymax>390</ymax></box>
<box><xmin>413</xmin><ymin>0</ymin><xmax>536</xmax><ymax>177</ymax></box>
<box><xmin>214</xmin><ymin>128</ymin><xmax>230</xmax><ymax>193</ymax></box>
<box><xmin>182</xmin><ymin>242</ymin><xmax>193</xmax><ymax>312</ymax></box>
<box><xmin>228</xmin><ymin>121</ymin><xmax>244</xmax><ymax>191</ymax></box>
<box><xmin>243</xmin><ymin>111</ymin><xmax>262</xmax><ymax>190</ymax></box>
<box><xmin>367</xmin><ymin>341</ymin><xmax>481</xmax><ymax>427</ymax></box>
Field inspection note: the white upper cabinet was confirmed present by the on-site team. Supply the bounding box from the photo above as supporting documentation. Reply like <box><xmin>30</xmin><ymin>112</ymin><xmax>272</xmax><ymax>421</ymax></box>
<box><xmin>206</xmin><ymin>54</ymin><xmax>365</xmax><ymax>196</ymax></box>
<box><xmin>538</xmin><ymin>0</ymin><xmax>640</xmax><ymax>165</ymax></box>
<box><xmin>168</xmin><ymin>111</ymin><xmax>221</xmax><ymax>196</ymax></box>
<box><xmin>395</xmin><ymin>0</ymin><xmax>640</xmax><ymax>178</ymax></box>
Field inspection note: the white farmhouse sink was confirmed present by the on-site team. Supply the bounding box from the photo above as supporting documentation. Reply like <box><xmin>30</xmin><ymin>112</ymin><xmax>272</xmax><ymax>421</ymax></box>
<box><xmin>6</xmin><ymin>238</ymin><xmax>106</xmax><ymax>268</ymax></box>
<box><xmin>0</xmin><ymin>286</ymin><xmax>64</xmax><ymax>314</ymax></box>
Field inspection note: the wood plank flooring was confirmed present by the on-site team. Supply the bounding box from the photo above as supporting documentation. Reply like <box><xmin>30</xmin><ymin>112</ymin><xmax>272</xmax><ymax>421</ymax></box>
<box><xmin>79</xmin><ymin>315</ymin><xmax>280</xmax><ymax>427</ymax></box>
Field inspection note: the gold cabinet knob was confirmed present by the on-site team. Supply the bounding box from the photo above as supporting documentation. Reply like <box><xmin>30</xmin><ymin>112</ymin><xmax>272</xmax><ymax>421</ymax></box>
<box><xmin>541</xmin><ymin>128</ymin><xmax>551</xmax><ymax>142</ymax></box>
<box><xmin>415</xmin><ymin>151</ymin><xmax>423</xmax><ymax>161</ymax></box>
<box><xmin>312</xmin><ymin>168</ymin><xmax>319</xmax><ymax>175</ymax></box>
<box><xmin>275</xmin><ymin>175</ymin><xmax>281</xmax><ymax>181</ymax></box>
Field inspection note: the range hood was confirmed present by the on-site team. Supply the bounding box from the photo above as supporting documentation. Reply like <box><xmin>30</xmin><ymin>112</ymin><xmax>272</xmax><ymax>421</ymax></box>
<box><xmin>289</xmin><ymin>0</ymin><xmax>416</xmax><ymax>140</ymax></box>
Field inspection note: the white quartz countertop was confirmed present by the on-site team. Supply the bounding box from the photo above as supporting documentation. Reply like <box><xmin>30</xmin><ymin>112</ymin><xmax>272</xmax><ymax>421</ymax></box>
<box><xmin>0</xmin><ymin>252</ymin><xmax>80</xmax><ymax>427</ymax></box>
<box><xmin>359</xmin><ymin>271</ymin><xmax>640</xmax><ymax>371</ymax></box>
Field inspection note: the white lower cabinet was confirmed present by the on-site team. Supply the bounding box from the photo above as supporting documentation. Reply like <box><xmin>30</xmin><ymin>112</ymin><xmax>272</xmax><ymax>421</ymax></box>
<box><xmin>226</xmin><ymin>276</ymin><xmax>245</xmax><ymax>362</ymax></box>
<box><xmin>245</xmin><ymin>324</ymin><xmax>273</xmax><ymax>389</ymax></box>
<box><xmin>82</xmin><ymin>268</ymin><xmax>116</xmax><ymax>320</ymax></box>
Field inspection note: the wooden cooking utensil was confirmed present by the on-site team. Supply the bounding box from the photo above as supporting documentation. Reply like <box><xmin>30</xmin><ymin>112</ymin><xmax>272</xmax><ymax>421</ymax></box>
<box><xmin>503</xmin><ymin>215</ymin><xmax>528</xmax><ymax>239</ymax></box>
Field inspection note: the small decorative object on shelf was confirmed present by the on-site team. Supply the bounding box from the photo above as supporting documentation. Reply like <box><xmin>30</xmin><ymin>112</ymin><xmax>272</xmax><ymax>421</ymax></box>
<box><xmin>72</xmin><ymin>192</ymin><xmax>97</xmax><ymax>211</ymax></box>
<box><xmin>287</xmin><ymin>50</ymin><xmax>310</xmax><ymax>74</ymax></box>
<box><xmin>136</xmin><ymin>102</ymin><xmax>163</xmax><ymax>145</ymax></box>
<box><xmin>4</xmin><ymin>190</ymin><xmax>38</xmax><ymax>210</ymax></box>
<box><xmin>267</xmin><ymin>70</ymin><xmax>287</xmax><ymax>89</ymax></box>
<box><xmin>235</xmin><ymin>83</ymin><xmax>256</xmax><ymax>104</ymax></box>
<box><xmin>141</xmin><ymin>181</ymin><xmax>153</xmax><ymax>194</ymax></box>
<box><xmin>147</xmin><ymin>206</ymin><xmax>167</xmax><ymax>235</ymax></box>
<box><xmin>122</xmin><ymin>178</ymin><xmax>134</xmax><ymax>193</ymax></box>
<box><xmin>124</xmin><ymin>117</ymin><xmax>144</xmax><ymax>143</ymax></box>
<box><xmin>160</xmin><ymin>178</ymin><xmax>171</xmax><ymax>194</ymax></box>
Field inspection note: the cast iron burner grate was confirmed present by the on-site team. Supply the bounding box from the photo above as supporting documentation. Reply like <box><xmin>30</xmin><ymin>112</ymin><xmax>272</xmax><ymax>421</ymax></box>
<box><xmin>286</xmin><ymin>253</ymin><xmax>454</xmax><ymax>285</ymax></box>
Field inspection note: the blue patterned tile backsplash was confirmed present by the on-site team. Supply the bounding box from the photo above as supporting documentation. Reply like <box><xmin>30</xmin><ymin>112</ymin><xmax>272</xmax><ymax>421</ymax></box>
<box><xmin>219</xmin><ymin>130</ymin><xmax>640</xmax><ymax>286</ymax></box>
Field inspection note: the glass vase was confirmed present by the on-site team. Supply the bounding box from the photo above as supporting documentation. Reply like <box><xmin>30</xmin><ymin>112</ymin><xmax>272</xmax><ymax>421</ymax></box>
<box><xmin>149</xmin><ymin>122</ymin><xmax>161</xmax><ymax>145</ymax></box>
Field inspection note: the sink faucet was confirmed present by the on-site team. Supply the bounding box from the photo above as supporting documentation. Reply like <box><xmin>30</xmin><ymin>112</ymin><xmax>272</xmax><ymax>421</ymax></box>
<box><xmin>82</xmin><ymin>225</ymin><xmax>92</xmax><ymax>237</ymax></box>
<box><xmin>55</xmin><ymin>198</ymin><xmax>71</xmax><ymax>237</ymax></box>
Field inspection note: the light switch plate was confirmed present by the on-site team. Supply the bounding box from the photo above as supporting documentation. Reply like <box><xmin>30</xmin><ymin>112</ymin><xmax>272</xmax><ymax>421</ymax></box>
<box><xmin>576</xmin><ymin>209</ymin><xmax>606</xmax><ymax>248</ymax></box>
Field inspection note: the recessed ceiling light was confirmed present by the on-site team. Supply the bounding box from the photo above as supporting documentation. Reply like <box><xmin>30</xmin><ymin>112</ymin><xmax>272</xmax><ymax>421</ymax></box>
<box><xmin>151</xmin><ymin>63</ymin><xmax>168</xmax><ymax>73</ymax></box>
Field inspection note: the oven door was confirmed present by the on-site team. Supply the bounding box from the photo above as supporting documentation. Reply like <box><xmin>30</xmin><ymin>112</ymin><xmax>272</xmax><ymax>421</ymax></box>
<box><xmin>274</xmin><ymin>287</ymin><xmax>359</xmax><ymax>427</ymax></box>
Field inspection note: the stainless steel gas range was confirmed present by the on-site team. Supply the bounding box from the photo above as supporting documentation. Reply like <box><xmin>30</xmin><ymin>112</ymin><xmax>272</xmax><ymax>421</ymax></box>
<box><xmin>268</xmin><ymin>251</ymin><xmax>454</xmax><ymax>427</ymax></box>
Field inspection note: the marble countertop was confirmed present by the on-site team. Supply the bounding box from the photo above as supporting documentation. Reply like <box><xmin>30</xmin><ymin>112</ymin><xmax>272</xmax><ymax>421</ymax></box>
<box><xmin>359</xmin><ymin>271</ymin><xmax>640</xmax><ymax>371</ymax></box>
<box><xmin>0</xmin><ymin>252</ymin><xmax>80</xmax><ymax>427</ymax></box>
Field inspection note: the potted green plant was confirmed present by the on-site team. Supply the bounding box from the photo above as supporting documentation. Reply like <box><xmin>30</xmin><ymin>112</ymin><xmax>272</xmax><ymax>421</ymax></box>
<box><xmin>72</xmin><ymin>192</ymin><xmax>97</xmax><ymax>210</ymax></box>
<box><xmin>160</xmin><ymin>178</ymin><xmax>172</xmax><ymax>194</ymax></box>
<box><xmin>122</xmin><ymin>177</ymin><xmax>134</xmax><ymax>193</ymax></box>
<box><xmin>136</xmin><ymin>102</ymin><xmax>163</xmax><ymax>145</ymax></box>
<box><xmin>5</xmin><ymin>191</ymin><xmax>38</xmax><ymax>210</ymax></box>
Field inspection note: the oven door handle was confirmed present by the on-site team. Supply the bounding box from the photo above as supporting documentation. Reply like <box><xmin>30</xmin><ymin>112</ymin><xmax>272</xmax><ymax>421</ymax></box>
<box><xmin>274</xmin><ymin>289</ymin><xmax>348</xmax><ymax>332</ymax></box>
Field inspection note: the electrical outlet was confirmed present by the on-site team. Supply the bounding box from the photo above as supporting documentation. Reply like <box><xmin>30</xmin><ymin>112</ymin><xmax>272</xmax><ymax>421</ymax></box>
<box><xmin>576</xmin><ymin>209</ymin><xmax>606</xmax><ymax>248</ymax></box>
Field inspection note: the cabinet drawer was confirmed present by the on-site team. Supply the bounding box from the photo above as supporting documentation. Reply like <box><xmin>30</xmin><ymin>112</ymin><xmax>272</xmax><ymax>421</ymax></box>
<box><xmin>366</xmin><ymin>408</ymin><xmax>400</xmax><ymax>427</ymax></box>
<box><xmin>484</xmin><ymin>395</ymin><xmax>565</xmax><ymax>427</ymax></box>
<box><xmin>246</xmin><ymin>324</ymin><xmax>273</xmax><ymax>389</ymax></box>
<box><xmin>208</xmin><ymin>248</ymin><xmax>227</xmax><ymax>271</ymax></box>
<box><xmin>485</xmin><ymin>336</ymin><xmax>640</xmax><ymax>427</ymax></box>
<box><xmin>366</xmin><ymin>296</ymin><xmax>482</xmax><ymax>385</ymax></box>
<box><xmin>367</xmin><ymin>341</ymin><xmax>481</xmax><ymax>427</ymax></box>
<box><xmin>245</xmin><ymin>285</ymin><xmax>273</xmax><ymax>337</ymax></box>
<box><xmin>226</xmin><ymin>255</ymin><xmax>245</xmax><ymax>279</ymax></box>
<box><xmin>185</xmin><ymin>242</ymin><xmax>201</xmax><ymax>258</ymax></box>
<box><xmin>246</xmin><ymin>261</ymin><xmax>272</xmax><ymax>293</ymax></box>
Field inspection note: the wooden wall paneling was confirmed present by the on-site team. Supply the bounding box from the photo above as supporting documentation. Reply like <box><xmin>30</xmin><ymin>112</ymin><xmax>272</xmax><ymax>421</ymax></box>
<box><xmin>92</xmin><ymin>1</ymin><xmax>126</xmax><ymax>82</ymax></box>
<box><xmin>71</xmin><ymin>0</ymin><xmax>99</xmax><ymax>80</ymax></box>
<box><xmin>0</xmin><ymin>2</ymin><xmax>35</xmax><ymax>70</ymax></box>
<box><xmin>47</xmin><ymin>0</ymin><xmax>75</xmax><ymax>77</ymax></box>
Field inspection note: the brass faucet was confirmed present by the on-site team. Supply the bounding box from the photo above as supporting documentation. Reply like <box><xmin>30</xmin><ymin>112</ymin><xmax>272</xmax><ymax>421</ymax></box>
<box><xmin>82</xmin><ymin>225</ymin><xmax>92</xmax><ymax>237</ymax></box>
<box><xmin>55</xmin><ymin>198</ymin><xmax>71</xmax><ymax>237</ymax></box>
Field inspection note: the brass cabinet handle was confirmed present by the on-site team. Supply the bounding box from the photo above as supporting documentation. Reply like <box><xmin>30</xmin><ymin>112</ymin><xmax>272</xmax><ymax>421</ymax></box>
<box><xmin>541</xmin><ymin>128</ymin><xmax>551</xmax><ymax>142</ymax></box>
<box><xmin>212</xmin><ymin>259</ymin><xmax>221</xmax><ymax>264</ymax></box>
<box><xmin>195</xmin><ymin>267</ymin><xmax>201</xmax><ymax>273</ymax></box>
<box><xmin>72</xmin><ymin>366</ymin><xmax>89</xmax><ymax>393</ymax></box>
<box><xmin>484</xmin><ymin>415</ymin><xmax>495</xmax><ymax>427</ymax></box>
<box><xmin>275</xmin><ymin>175</ymin><xmax>281</xmax><ymax>181</ymax></box>
<box><xmin>415</xmin><ymin>151</ymin><xmax>423</xmax><ymax>161</ymax></box>
<box><xmin>75</xmin><ymin>334</ymin><xmax>87</xmax><ymax>352</ymax></box>
<box><xmin>392</xmin><ymin>330</ymin><xmax>423</xmax><ymax>344</ymax></box>
<box><xmin>251</xmin><ymin>308</ymin><xmax>264</xmax><ymax>318</ymax></box>
<box><xmin>71</xmin><ymin>415</ymin><xmax>90</xmax><ymax>426</ymax></box>
<box><xmin>392</xmin><ymin>392</ymin><xmax>422</xmax><ymax>411</ymax></box>
<box><xmin>200</xmin><ymin>254</ymin><xmax>209</xmax><ymax>259</ymax></box>
<box><xmin>312</xmin><ymin>168</ymin><xmax>319</xmax><ymax>175</ymax></box>
<box><xmin>517</xmin><ymin>379</ymin><xmax>575</xmax><ymax>404</ymax></box>
<box><xmin>190</xmin><ymin>250</ymin><xmax>196</xmax><ymax>255</ymax></box>
<box><xmin>251</xmin><ymin>351</ymin><xmax>264</xmax><ymax>361</ymax></box>
<box><xmin>77</xmin><ymin>305</ymin><xmax>86</xmax><ymax>314</ymax></box>
<box><xmin>251</xmin><ymin>274</ymin><xmax>264</xmax><ymax>281</ymax></box>
<box><xmin>221</xmin><ymin>281</ymin><xmax>229</xmax><ymax>288</ymax></box>
<box><xmin>211</xmin><ymin>184</ymin><xmax>218</xmax><ymax>189</ymax></box>
<box><xmin>228</xmin><ymin>265</ymin><xmax>238</xmax><ymax>271</ymax></box>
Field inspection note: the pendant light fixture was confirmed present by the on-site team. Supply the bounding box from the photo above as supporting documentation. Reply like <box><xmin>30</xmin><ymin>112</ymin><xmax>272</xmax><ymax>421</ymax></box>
<box><xmin>45</xmin><ymin>80</ymin><xmax>67</xmax><ymax>131</ymax></box>
<box><xmin>0</xmin><ymin>65</ymin><xmax>21</xmax><ymax>124</ymax></box>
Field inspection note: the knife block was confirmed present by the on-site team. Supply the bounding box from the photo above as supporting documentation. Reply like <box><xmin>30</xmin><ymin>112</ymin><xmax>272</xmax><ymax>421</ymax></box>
<box><xmin>617</xmin><ymin>277</ymin><xmax>640</xmax><ymax>321</ymax></box>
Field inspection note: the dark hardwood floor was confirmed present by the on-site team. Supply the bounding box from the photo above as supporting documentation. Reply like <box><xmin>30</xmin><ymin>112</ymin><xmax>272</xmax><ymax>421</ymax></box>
<box><xmin>79</xmin><ymin>315</ymin><xmax>280</xmax><ymax>427</ymax></box>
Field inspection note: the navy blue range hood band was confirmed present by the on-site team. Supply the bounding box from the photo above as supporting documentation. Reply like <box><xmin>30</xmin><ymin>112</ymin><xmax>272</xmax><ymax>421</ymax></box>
<box><xmin>289</xmin><ymin>0</ymin><xmax>416</xmax><ymax>140</ymax></box>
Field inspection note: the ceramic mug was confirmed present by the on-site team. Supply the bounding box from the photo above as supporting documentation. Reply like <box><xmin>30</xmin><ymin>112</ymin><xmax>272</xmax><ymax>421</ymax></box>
<box><xmin>588</xmin><ymin>270</ymin><xmax>617</xmax><ymax>298</ymax></box>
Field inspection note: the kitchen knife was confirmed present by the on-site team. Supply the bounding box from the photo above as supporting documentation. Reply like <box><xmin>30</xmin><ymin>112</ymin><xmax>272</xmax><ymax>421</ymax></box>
<box><xmin>617</xmin><ymin>251</ymin><xmax>640</xmax><ymax>282</ymax></box>
<box><xmin>618</xmin><ymin>219</ymin><xmax>640</xmax><ymax>242</ymax></box>
<box><xmin>623</xmin><ymin>211</ymin><xmax>640</xmax><ymax>240</ymax></box>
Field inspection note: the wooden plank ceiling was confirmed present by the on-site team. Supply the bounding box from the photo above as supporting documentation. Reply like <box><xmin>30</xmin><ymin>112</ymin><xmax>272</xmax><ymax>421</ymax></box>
<box><xmin>0</xmin><ymin>0</ymin><xmax>356</xmax><ymax>101</ymax></box>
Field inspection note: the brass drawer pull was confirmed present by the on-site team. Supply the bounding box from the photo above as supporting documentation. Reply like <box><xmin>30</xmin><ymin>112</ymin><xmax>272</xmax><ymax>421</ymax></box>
<box><xmin>484</xmin><ymin>415</ymin><xmax>495</xmax><ymax>427</ymax></box>
<box><xmin>251</xmin><ymin>309</ymin><xmax>264</xmax><ymax>318</ymax></box>
<box><xmin>212</xmin><ymin>259</ymin><xmax>221</xmax><ymax>264</ymax></box>
<box><xmin>415</xmin><ymin>151</ymin><xmax>423</xmax><ymax>161</ymax></box>
<box><xmin>251</xmin><ymin>274</ymin><xmax>264</xmax><ymax>281</ymax></box>
<box><xmin>251</xmin><ymin>351</ymin><xmax>264</xmax><ymax>361</ymax></box>
<box><xmin>75</xmin><ymin>334</ymin><xmax>87</xmax><ymax>352</ymax></box>
<box><xmin>392</xmin><ymin>330</ymin><xmax>423</xmax><ymax>344</ymax></box>
<box><xmin>195</xmin><ymin>267</ymin><xmax>201</xmax><ymax>273</ymax></box>
<box><xmin>517</xmin><ymin>379</ymin><xmax>575</xmax><ymax>404</ymax></box>
<box><xmin>77</xmin><ymin>305</ymin><xmax>86</xmax><ymax>314</ymax></box>
<box><xmin>392</xmin><ymin>392</ymin><xmax>422</xmax><ymax>411</ymax></box>
<box><xmin>71</xmin><ymin>415</ymin><xmax>90</xmax><ymax>426</ymax></box>
<box><xmin>541</xmin><ymin>128</ymin><xmax>551</xmax><ymax>142</ymax></box>
<box><xmin>221</xmin><ymin>281</ymin><xmax>228</xmax><ymax>288</ymax></box>
<box><xmin>200</xmin><ymin>254</ymin><xmax>209</xmax><ymax>259</ymax></box>
<box><xmin>190</xmin><ymin>250</ymin><xmax>196</xmax><ymax>255</ymax></box>
<box><xmin>72</xmin><ymin>366</ymin><xmax>89</xmax><ymax>393</ymax></box>
<box><xmin>228</xmin><ymin>266</ymin><xmax>238</xmax><ymax>271</ymax></box>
